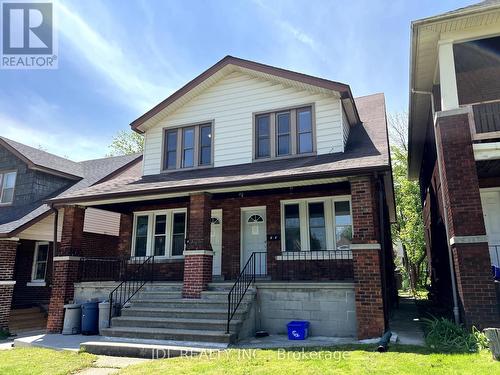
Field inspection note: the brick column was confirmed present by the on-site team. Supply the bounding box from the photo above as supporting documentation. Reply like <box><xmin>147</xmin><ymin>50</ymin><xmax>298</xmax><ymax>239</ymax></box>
<box><xmin>350</xmin><ymin>176</ymin><xmax>385</xmax><ymax>339</ymax></box>
<box><xmin>117</xmin><ymin>213</ymin><xmax>133</xmax><ymax>257</ymax></box>
<box><xmin>183</xmin><ymin>193</ymin><xmax>213</xmax><ymax>298</ymax></box>
<box><xmin>47</xmin><ymin>206</ymin><xmax>85</xmax><ymax>333</ymax></box>
<box><xmin>435</xmin><ymin>110</ymin><xmax>498</xmax><ymax>327</ymax></box>
<box><xmin>0</xmin><ymin>240</ymin><xmax>18</xmax><ymax>332</ymax></box>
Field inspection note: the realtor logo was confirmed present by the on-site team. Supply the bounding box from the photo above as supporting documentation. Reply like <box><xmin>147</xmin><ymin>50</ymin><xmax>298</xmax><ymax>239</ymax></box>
<box><xmin>1</xmin><ymin>1</ymin><xmax>57</xmax><ymax>69</ymax></box>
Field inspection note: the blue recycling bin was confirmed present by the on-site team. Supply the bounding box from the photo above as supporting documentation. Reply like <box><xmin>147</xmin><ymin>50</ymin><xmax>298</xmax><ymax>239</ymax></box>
<box><xmin>81</xmin><ymin>302</ymin><xmax>99</xmax><ymax>335</ymax></box>
<box><xmin>287</xmin><ymin>321</ymin><xmax>310</xmax><ymax>340</ymax></box>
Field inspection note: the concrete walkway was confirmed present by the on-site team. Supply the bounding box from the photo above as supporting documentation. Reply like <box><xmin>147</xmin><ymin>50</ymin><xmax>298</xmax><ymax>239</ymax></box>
<box><xmin>390</xmin><ymin>297</ymin><xmax>425</xmax><ymax>346</ymax></box>
<box><xmin>75</xmin><ymin>355</ymin><xmax>148</xmax><ymax>375</ymax></box>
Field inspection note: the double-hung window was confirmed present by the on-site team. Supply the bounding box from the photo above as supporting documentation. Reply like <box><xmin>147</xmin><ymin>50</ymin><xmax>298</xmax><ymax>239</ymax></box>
<box><xmin>163</xmin><ymin>122</ymin><xmax>213</xmax><ymax>170</ymax></box>
<box><xmin>255</xmin><ymin>105</ymin><xmax>314</xmax><ymax>159</ymax></box>
<box><xmin>31</xmin><ymin>242</ymin><xmax>49</xmax><ymax>282</ymax></box>
<box><xmin>132</xmin><ymin>209</ymin><xmax>187</xmax><ymax>258</ymax></box>
<box><xmin>0</xmin><ymin>171</ymin><xmax>17</xmax><ymax>204</ymax></box>
<box><xmin>281</xmin><ymin>197</ymin><xmax>352</xmax><ymax>252</ymax></box>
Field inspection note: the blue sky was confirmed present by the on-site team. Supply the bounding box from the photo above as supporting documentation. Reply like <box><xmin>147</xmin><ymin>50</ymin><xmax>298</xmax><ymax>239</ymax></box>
<box><xmin>0</xmin><ymin>0</ymin><xmax>476</xmax><ymax>161</ymax></box>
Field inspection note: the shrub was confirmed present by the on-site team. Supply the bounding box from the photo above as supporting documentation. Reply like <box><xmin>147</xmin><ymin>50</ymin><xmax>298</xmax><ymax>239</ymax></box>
<box><xmin>422</xmin><ymin>316</ymin><xmax>487</xmax><ymax>353</ymax></box>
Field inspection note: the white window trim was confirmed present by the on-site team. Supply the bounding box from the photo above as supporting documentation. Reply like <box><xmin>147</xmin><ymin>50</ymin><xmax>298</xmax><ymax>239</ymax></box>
<box><xmin>31</xmin><ymin>241</ymin><xmax>49</xmax><ymax>283</ymax></box>
<box><xmin>280</xmin><ymin>195</ymin><xmax>352</xmax><ymax>253</ymax></box>
<box><xmin>131</xmin><ymin>208</ymin><xmax>187</xmax><ymax>259</ymax></box>
<box><xmin>0</xmin><ymin>170</ymin><xmax>17</xmax><ymax>205</ymax></box>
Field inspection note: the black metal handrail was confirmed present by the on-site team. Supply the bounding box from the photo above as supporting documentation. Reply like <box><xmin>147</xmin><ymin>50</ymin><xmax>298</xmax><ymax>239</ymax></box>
<box><xmin>80</xmin><ymin>256</ymin><xmax>128</xmax><ymax>282</ymax></box>
<box><xmin>226</xmin><ymin>252</ymin><xmax>266</xmax><ymax>333</ymax></box>
<box><xmin>108</xmin><ymin>256</ymin><xmax>155</xmax><ymax>326</ymax></box>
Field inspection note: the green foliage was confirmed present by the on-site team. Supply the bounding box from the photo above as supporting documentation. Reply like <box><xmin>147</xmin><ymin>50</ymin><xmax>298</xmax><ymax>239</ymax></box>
<box><xmin>422</xmin><ymin>316</ymin><xmax>487</xmax><ymax>353</ymax></box>
<box><xmin>0</xmin><ymin>329</ymin><xmax>9</xmax><ymax>340</ymax></box>
<box><xmin>108</xmin><ymin>130</ymin><xmax>144</xmax><ymax>156</ymax></box>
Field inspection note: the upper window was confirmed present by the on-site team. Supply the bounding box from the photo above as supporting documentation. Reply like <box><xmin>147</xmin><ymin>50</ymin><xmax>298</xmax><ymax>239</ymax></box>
<box><xmin>132</xmin><ymin>209</ymin><xmax>187</xmax><ymax>258</ymax></box>
<box><xmin>0</xmin><ymin>171</ymin><xmax>16</xmax><ymax>204</ymax></box>
<box><xmin>32</xmin><ymin>242</ymin><xmax>49</xmax><ymax>282</ymax></box>
<box><xmin>163</xmin><ymin>123</ymin><xmax>213</xmax><ymax>170</ymax></box>
<box><xmin>255</xmin><ymin>106</ymin><xmax>314</xmax><ymax>160</ymax></box>
<box><xmin>281</xmin><ymin>197</ymin><xmax>352</xmax><ymax>252</ymax></box>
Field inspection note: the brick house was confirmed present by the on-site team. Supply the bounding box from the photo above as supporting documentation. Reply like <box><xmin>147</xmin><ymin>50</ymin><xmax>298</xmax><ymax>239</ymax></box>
<box><xmin>0</xmin><ymin>136</ymin><xmax>141</xmax><ymax>333</ymax></box>
<box><xmin>408</xmin><ymin>1</ymin><xmax>500</xmax><ymax>327</ymax></box>
<box><xmin>46</xmin><ymin>56</ymin><xmax>397</xmax><ymax>342</ymax></box>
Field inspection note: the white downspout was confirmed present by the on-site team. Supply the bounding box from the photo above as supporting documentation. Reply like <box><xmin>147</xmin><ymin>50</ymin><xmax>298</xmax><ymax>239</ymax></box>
<box><xmin>412</xmin><ymin>89</ymin><xmax>460</xmax><ymax>324</ymax></box>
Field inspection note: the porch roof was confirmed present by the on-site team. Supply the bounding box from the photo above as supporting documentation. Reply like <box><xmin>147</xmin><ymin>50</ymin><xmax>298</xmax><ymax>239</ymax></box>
<box><xmin>48</xmin><ymin>93</ymin><xmax>392</xmax><ymax>206</ymax></box>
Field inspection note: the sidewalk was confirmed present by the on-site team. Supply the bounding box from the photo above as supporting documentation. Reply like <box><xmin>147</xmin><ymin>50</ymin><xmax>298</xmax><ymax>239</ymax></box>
<box><xmin>390</xmin><ymin>297</ymin><xmax>425</xmax><ymax>346</ymax></box>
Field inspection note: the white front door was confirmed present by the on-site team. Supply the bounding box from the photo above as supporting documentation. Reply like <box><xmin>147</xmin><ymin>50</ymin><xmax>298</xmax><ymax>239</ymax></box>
<box><xmin>480</xmin><ymin>190</ymin><xmax>500</xmax><ymax>266</ymax></box>
<box><xmin>241</xmin><ymin>208</ymin><xmax>267</xmax><ymax>275</ymax></box>
<box><xmin>211</xmin><ymin>209</ymin><xmax>222</xmax><ymax>276</ymax></box>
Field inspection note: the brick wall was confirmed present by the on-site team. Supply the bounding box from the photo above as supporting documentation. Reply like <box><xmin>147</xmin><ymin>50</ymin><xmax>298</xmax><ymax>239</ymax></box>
<box><xmin>59</xmin><ymin>206</ymin><xmax>85</xmax><ymax>257</ymax></box>
<box><xmin>81</xmin><ymin>232</ymin><xmax>119</xmax><ymax>258</ymax></box>
<box><xmin>0</xmin><ymin>240</ymin><xmax>18</xmax><ymax>330</ymax></box>
<box><xmin>182</xmin><ymin>254</ymin><xmax>212</xmax><ymax>298</ymax></box>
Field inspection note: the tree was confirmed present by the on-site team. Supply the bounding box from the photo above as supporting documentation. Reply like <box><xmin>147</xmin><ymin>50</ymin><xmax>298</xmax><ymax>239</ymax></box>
<box><xmin>108</xmin><ymin>130</ymin><xmax>144</xmax><ymax>156</ymax></box>
<box><xmin>389</xmin><ymin>111</ymin><xmax>428</xmax><ymax>294</ymax></box>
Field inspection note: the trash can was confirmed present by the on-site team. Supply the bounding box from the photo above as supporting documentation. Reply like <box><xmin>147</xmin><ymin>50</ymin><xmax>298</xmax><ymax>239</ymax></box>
<box><xmin>62</xmin><ymin>303</ymin><xmax>81</xmax><ymax>335</ymax></box>
<box><xmin>81</xmin><ymin>302</ymin><xmax>99</xmax><ymax>335</ymax></box>
<box><xmin>98</xmin><ymin>301</ymin><xmax>110</xmax><ymax>335</ymax></box>
<box><xmin>287</xmin><ymin>321</ymin><xmax>310</xmax><ymax>340</ymax></box>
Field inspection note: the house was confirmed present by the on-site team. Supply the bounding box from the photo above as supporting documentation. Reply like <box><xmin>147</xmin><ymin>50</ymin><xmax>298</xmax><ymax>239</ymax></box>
<box><xmin>44</xmin><ymin>56</ymin><xmax>397</xmax><ymax>342</ymax></box>
<box><xmin>0</xmin><ymin>136</ymin><xmax>142</xmax><ymax>333</ymax></box>
<box><xmin>408</xmin><ymin>1</ymin><xmax>500</xmax><ymax>327</ymax></box>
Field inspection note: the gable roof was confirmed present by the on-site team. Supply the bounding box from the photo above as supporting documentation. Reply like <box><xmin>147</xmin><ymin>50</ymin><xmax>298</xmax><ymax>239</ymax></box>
<box><xmin>130</xmin><ymin>55</ymin><xmax>361</xmax><ymax>133</ymax></box>
<box><xmin>0</xmin><ymin>148</ymin><xmax>142</xmax><ymax>237</ymax></box>
<box><xmin>0</xmin><ymin>136</ymin><xmax>84</xmax><ymax>179</ymax></box>
<box><xmin>49</xmin><ymin>93</ymin><xmax>390</xmax><ymax>207</ymax></box>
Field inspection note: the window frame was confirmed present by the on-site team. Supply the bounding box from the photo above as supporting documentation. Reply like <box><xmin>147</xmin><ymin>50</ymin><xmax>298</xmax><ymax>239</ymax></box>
<box><xmin>0</xmin><ymin>170</ymin><xmax>17</xmax><ymax>205</ymax></box>
<box><xmin>31</xmin><ymin>241</ymin><xmax>49</xmax><ymax>283</ymax></box>
<box><xmin>280</xmin><ymin>195</ymin><xmax>352</xmax><ymax>253</ymax></box>
<box><xmin>161</xmin><ymin>121</ymin><xmax>214</xmax><ymax>172</ymax></box>
<box><xmin>131</xmin><ymin>208</ymin><xmax>188</xmax><ymax>259</ymax></box>
<box><xmin>253</xmin><ymin>103</ymin><xmax>316</xmax><ymax>161</ymax></box>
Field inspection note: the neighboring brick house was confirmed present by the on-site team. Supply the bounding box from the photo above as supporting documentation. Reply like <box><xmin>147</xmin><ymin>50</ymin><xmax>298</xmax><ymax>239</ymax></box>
<box><xmin>46</xmin><ymin>56</ymin><xmax>398</xmax><ymax>343</ymax></box>
<box><xmin>0</xmin><ymin>136</ymin><xmax>142</xmax><ymax>332</ymax></box>
<box><xmin>408</xmin><ymin>1</ymin><xmax>500</xmax><ymax>328</ymax></box>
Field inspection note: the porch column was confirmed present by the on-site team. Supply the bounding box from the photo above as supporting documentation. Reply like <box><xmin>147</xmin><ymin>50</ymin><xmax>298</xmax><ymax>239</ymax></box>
<box><xmin>117</xmin><ymin>213</ymin><xmax>133</xmax><ymax>257</ymax></box>
<box><xmin>0</xmin><ymin>239</ymin><xmax>18</xmax><ymax>332</ymax></box>
<box><xmin>47</xmin><ymin>206</ymin><xmax>85</xmax><ymax>333</ymax></box>
<box><xmin>183</xmin><ymin>193</ymin><xmax>213</xmax><ymax>298</ymax></box>
<box><xmin>349</xmin><ymin>176</ymin><xmax>386</xmax><ymax>339</ymax></box>
<box><xmin>435</xmin><ymin>110</ymin><xmax>498</xmax><ymax>327</ymax></box>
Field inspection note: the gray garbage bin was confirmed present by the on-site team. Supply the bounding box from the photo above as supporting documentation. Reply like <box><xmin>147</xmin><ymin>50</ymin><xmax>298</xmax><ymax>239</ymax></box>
<box><xmin>98</xmin><ymin>301</ymin><xmax>110</xmax><ymax>334</ymax></box>
<box><xmin>62</xmin><ymin>303</ymin><xmax>81</xmax><ymax>335</ymax></box>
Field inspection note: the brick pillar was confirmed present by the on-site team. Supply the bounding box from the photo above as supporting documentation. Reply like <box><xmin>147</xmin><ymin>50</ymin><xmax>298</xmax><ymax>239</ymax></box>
<box><xmin>117</xmin><ymin>213</ymin><xmax>133</xmax><ymax>257</ymax></box>
<box><xmin>435</xmin><ymin>110</ymin><xmax>498</xmax><ymax>327</ymax></box>
<box><xmin>47</xmin><ymin>206</ymin><xmax>85</xmax><ymax>333</ymax></box>
<box><xmin>0</xmin><ymin>240</ymin><xmax>18</xmax><ymax>332</ymax></box>
<box><xmin>183</xmin><ymin>193</ymin><xmax>213</xmax><ymax>298</ymax></box>
<box><xmin>350</xmin><ymin>176</ymin><xmax>385</xmax><ymax>339</ymax></box>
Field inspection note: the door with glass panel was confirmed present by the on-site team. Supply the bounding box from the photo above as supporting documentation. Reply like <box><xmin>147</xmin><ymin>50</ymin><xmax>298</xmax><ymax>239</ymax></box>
<box><xmin>241</xmin><ymin>208</ymin><xmax>267</xmax><ymax>275</ymax></box>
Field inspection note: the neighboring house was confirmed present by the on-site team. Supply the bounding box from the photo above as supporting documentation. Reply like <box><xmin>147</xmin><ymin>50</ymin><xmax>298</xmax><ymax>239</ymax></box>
<box><xmin>408</xmin><ymin>1</ymin><xmax>500</xmax><ymax>327</ymax></box>
<box><xmin>44</xmin><ymin>56</ymin><xmax>397</xmax><ymax>343</ymax></box>
<box><xmin>0</xmin><ymin>136</ymin><xmax>142</xmax><ymax>332</ymax></box>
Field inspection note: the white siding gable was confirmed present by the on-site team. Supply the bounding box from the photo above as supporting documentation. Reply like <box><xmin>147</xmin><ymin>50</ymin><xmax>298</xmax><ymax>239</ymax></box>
<box><xmin>18</xmin><ymin>208</ymin><xmax>64</xmax><ymax>242</ymax></box>
<box><xmin>84</xmin><ymin>208</ymin><xmax>121</xmax><ymax>236</ymax></box>
<box><xmin>143</xmin><ymin>71</ymin><xmax>343</xmax><ymax>175</ymax></box>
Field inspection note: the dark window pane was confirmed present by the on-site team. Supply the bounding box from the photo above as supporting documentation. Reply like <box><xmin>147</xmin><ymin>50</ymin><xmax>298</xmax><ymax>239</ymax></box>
<box><xmin>256</xmin><ymin>115</ymin><xmax>270</xmax><ymax>158</ymax></box>
<box><xmin>167</xmin><ymin>151</ymin><xmax>176</xmax><ymax>169</ymax></box>
<box><xmin>258</xmin><ymin>139</ymin><xmax>270</xmax><ymax>158</ymax></box>
<box><xmin>200</xmin><ymin>125</ymin><xmax>211</xmax><ymax>147</ymax></box>
<box><xmin>165</xmin><ymin>131</ymin><xmax>177</xmax><ymax>169</ymax></box>
<box><xmin>183</xmin><ymin>128</ymin><xmax>194</xmax><ymax>148</ymax></box>
<box><xmin>135</xmin><ymin>237</ymin><xmax>147</xmax><ymax>257</ymax></box>
<box><xmin>277</xmin><ymin>134</ymin><xmax>290</xmax><ymax>155</ymax></box>
<box><xmin>297</xmin><ymin>109</ymin><xmax>312</xmax><ymax>133</ymax></box>
<box><xmin>309</xmin><ymin>202</ymin><xmax>326</xmax><ymax>250</ymax></box>
<box><xmin>183</xmin><ymin>149</ymin><xmax>194</xmax><ymax>168</ymax></box>
<box><xmin>277</xmin><ymin>112</ymin><xmax>290</xmax><ymax>134</ymax></box>
<box><xmin>257</xmin><ymin>115</ymin><xmax>270</xmax><ymax>136</ymax></box>
<box><xmin>136</xmin><ymin>216</ymin><xmax>149</xmax><ymax>236</ymax></box>
<box><xmin>37</xmin><ymin>245</ymin><xmax>49</xmax><ymax>261</ymax></box>
<box><xmin>335</xmin><ymin>201</ymin><xmax>352</xmax><ymax>225</ymax></box>
<box><xmin>284</xmin><ymin>204</ymin><xmax>300</xmax><ymax>251</ymax></box>
<box><xmin>299</xmin><ymin>133</ymin><xmax>313</xmax><ymax>153</ymax></box>
<box><xmin>173</xmin><ymin>213</ymin><xmax>186</xmax><ymax>234</ymax></box>
<box><xmin>310</xmin><ymin>227</ymin><xmax>326</xmax><ymax>251</ymax></box>
<box><xmin>167</xmin><ymin>131</ymin><xmax>177</xmax><ymax>149</ymax></box>
<box><xmin>155</xmin><ymin>215</ymin><xmax>166</xmax><ymax>235</ymax></box>
<box><xmin>172</xmin><ymin>235</ymin><xmax>184</xmax><ymax>256</ymax></box>
<box><xmin>35</xmin><ymin>263</ymin><xmax>46</xmax><ymax>280</ymax></box>
<box><xmin>154</xmin><ymin>236</ymin><xmax>166</xmax><ymax>256</ymax></box>
<box><xmin>200</xmin><ymin>146</ymin><xmax>211</xmax><ymax>165</ymax></box>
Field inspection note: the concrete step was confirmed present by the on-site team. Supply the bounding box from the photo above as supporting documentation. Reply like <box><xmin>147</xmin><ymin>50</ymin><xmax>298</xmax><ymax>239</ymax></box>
<box><xmin>130</xmin><ymin>299</ymin><xmax>250</xmax><ymax>310</ymax></box>
<box><xmin>111</xmin><ymin>316</ymin><xmax>242</xmax><ymax>331</ymax></box>
<box><xmin>136</xmin><ymin>291</ymin><xmax>182</xmax><ymax>300</ymax></box>
<box><xmin>121</xmin><ymin>307</ymin><xmax>245</xmax><ymax>320</ymax></box>
<box><xmin>101</xmin><ymin>326</ymin><xmax>236</xmax><ymax>344</ymax></box>
<box><xmin>200</xmin><ymin>290</ymin><xmax>255</xmax><ymax>301</ymax></box>
<box><xmin>9</xmin><ymin>307</ymin><xmax>43</xmax><ymax>316</ymax></box>
<box><xmin>142</xmin><ymin>283</ymin><xmax>183</xmax><ymax>291</ymax></box>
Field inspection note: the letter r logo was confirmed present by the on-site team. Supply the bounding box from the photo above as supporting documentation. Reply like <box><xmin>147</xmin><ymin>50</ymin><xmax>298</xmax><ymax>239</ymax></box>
<box><xmin>2</xmin><ymin>2</ymin><xmax>53</xmax><ymax>54</ymax></box>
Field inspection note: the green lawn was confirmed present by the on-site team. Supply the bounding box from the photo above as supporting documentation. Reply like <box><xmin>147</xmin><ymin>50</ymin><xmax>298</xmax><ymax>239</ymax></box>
<box><xmin>0</xmin><ymin>347</ymin><xmax>95</xmax><ymax>375</ymax></box>
<box><xmin>120</xmin><ymin>345</ymin><xmax>499</xmax><ymax>375</ymax></box>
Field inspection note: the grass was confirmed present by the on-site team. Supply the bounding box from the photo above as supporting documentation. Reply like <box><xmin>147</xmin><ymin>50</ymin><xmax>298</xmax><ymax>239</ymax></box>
<box><xmin>0</xmin><ymin>347</ymin><xmax>96</xmax><ymax>375</ymax></box>
<box><xmin>119</xmin><ymin>345</ymin><xmax>499</xmax><ymax>375</ymax></box>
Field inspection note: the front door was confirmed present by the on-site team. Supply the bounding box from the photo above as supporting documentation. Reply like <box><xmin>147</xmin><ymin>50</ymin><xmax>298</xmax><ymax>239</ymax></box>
<box><xmin>480</xmin><ymin>190</ymin><xmax>500</xmax><ymax>266</ymax></box>
<box><xmin>241</xmin><ymin>207</ymin><xmax>267</xmax><ymax>275</ymax></box>
<box><xmin>211</xmin><ymin>209</ymin><xmax>222</xmax><ymax>276</ymax></box>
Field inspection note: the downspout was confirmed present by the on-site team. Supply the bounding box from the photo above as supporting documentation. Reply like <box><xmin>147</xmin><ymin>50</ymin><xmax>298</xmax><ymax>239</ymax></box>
<box><xmin>412</xmin><ymin>89</ymin><xmax>460</xmax><ymax>324</ymax></box>
<box><xmin>377</xmin><ymin>173</ymin><xmax>389</xmax><ymax>328</ymax></box>
<box><xmin>51</xmin><ymin>205</ymin><xmax>58</xmax><ymax>286</ymax></box>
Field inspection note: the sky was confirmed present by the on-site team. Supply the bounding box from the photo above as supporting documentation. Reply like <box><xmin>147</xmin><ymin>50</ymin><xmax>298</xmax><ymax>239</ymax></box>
<box><xmin>0</xmin><ymin>0</ymin><xmax>477</xmax><ymax>161</ymax></box>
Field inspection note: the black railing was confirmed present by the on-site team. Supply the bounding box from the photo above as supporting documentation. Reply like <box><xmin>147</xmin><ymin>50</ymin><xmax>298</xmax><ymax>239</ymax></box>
<box><xmin>227</xmin><ymin>252</ymin><xmax>266</xmax><ymax>333</ymax></box>
<box><xmin>473</xmin><ymin>101</ymin><xmax>500</xmax><ymax>134</ymax></box>
<box><xmin>276</xmin><ymin>249</ymin><xmax>354</xmax><ymax>281</ymax></box>
<box><xmin>80</xmin><ymin>257</ymin><xmax>128</xmax><ymax>282</ymax></box>
<box><xmin>108</xmin><ymin>256</ymin><xmax>155</xmax><ymax>326</ymax></box>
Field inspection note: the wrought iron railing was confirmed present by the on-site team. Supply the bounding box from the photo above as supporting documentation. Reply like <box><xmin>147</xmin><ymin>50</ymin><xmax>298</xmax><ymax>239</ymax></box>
<box><xmin>108</xmin><ymin>256</ymin><xmax>155</xmax><ymax>326</ymax></box>
<box><xmin>226</xmin><ymin>251</ymin><xmax>266</xmax><ymax>333</ymax></box>
<box><xmin>275</xmin><ymin>249</ymin><xmax>354</xmax><ymax>281</ymax></box>
<box><xmin>80</xmin><ymin>256</ymin><xmax>128</xmax><ymax>282</ymax></box>
<box><xmin>473</xmin><ymin>101</ymin><xmax>500</xmax><ymax>134</ymax></box>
